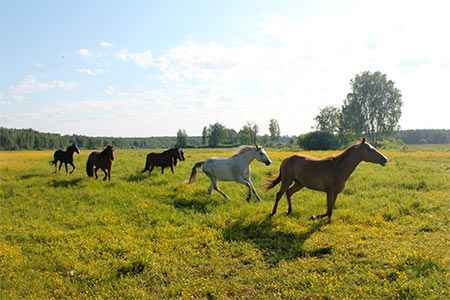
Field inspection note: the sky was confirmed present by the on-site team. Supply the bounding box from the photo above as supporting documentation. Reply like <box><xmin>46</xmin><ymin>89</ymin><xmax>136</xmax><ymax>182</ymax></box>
<box><xmin>1</xmin><ymin>0</ymin><xmax>449</xmax><ymax>137</ymax></box>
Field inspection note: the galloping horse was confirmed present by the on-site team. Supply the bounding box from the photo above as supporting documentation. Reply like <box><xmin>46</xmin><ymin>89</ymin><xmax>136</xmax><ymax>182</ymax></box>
<box><xmin>266</xmin><ymin>138</ymin><xmax>387</xmax><ymax>220</ymax></box>
<box><xmin>142</xmin><ymin>147</ymin><xmax>185</xmax><ymax>175</ymax></box>
<box><xmin>50</xmin><ymin>143</ymin><xmax>80</xmax><ymax>174</ymax></box>
<box><xmin>187</xmin><ymin>145</ymin><xmax>272</xmax><ymax>201</ymax></box>
<box><xmin>86</xmin><ymin>145</ymin><xmax>115</xmax><ymax>181</ymax></box>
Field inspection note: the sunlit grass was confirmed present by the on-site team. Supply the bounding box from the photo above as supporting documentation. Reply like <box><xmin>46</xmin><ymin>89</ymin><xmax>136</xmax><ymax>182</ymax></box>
<box><xmin>1</xmin><ymin>147</ymin><xmax>449</xmax><ymax>298</ymax></box>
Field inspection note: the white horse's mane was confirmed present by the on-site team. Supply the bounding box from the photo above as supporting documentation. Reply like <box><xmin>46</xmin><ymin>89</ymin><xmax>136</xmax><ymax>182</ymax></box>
<box><xmin>233</xmin><ymin>145</ymin><xmax>257</xmax><ymax>156</ymax></box>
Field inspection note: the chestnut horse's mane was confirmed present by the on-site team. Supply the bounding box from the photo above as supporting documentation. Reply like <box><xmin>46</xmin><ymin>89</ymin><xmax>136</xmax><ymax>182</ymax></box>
<box><xmin>325</xmin><ymin>143</ymin><xmax>360</xmax><ymax>162</ymax></box>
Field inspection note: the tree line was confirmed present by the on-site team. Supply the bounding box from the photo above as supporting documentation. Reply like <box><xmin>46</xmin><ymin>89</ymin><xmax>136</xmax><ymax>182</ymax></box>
<box><xmin>0</xmin><ymin>127</ymin><xmax>202</xmax><ymax>150</ymax></box>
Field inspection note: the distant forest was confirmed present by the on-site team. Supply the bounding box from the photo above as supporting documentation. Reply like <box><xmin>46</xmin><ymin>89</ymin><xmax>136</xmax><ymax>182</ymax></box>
<box><xmin>0</xmin><ymin>127</ymin><xmax>448</xmax><ymax>150</ymax></box>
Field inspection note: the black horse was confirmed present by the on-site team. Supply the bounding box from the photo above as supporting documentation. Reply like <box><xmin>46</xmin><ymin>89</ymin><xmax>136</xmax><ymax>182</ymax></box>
<box><xmin>142</xmin><ymin>147</ymin><xmax>185</xmax><ymax>175</ymax></box>
<box><xmin>86</xmin><ymin>145</ymin><xmax>115</xmax><ymax>181</ymax></box>
<box><xmin>50</xmin><ymin>144</ymin><xmax>80</xmax><ymax>174</ymax></box>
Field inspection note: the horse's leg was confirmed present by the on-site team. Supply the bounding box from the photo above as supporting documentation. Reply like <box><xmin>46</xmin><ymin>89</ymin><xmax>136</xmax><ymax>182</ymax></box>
<box><xmin>170</xmin><ymin>164</ymin><xmax>174</xmax><ymax>174</ymax></box>
<box><xmin>161</xmin><ymin>167</ymin><xmax>164</xmax><ymax>174</ymax></box>
<box><xmin>94</xmin><ymin>167</ymin><xmax>99</xmax><ymax>179</ymax></box>
<box><xmin>271</xmin><ymin>179</ymin><xmax>292</xmax><ymax>216</ymax></box>
<box><xmin>237</xmin><ymin>178</ymin><xmax>255</xmax><ymax>202</ymax></box>
<box><xmin>212</xmin><ymin>177</ymin><xmax>229</xmax><ymax>200</ymax></box>
<box><xmin>69</xmin><ymin>162</ymin><xmax>76</xmax><ymax>174</ymax></box>
<box><xmin>149</xmin><ymin>166</ymin><xmax>154</xmax><ymax>174</ymax></box>
<box><xmin>285</xmin><ymin>181</ymin><xmax>303</xmax><ymax>215</ymax></box>
<box><xmin>102</xmin><ymin>168</ymin><xmax>108</xmax><ymax>181</ymax></box>
<box><xmin>107</xmin><ymin>166</ymin><xmax>111</xmax><ymax>181</ymax></box>
<box><xmin>248</xmin><ymin>179</ymin><xmax>262</xmax><ymax>202</ymax></box>
<box><xmin>58</xmin><ymin>161</ymin><xmax>63</xmax><ymax>172</ymax></box>
<box><xmin>54</xmin><ymin>161</ymin><xmax>58</xmax><ymax>173</ymax></box>
<box><xmin>310</xmin><ymin>192</ymin><xmax>334</xmax><ymax>220</ymax></box>
<box><xmin>64</xmin><ymin>163</ymin><xmax>68</xmax><ymax>175</ymax></box>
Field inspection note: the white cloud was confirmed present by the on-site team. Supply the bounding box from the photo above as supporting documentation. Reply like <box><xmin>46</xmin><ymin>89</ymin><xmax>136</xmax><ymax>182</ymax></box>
<box><xmin>99</xmin><ymin>41</ymin><xmax>114</xmax><ymax>48</ymax></box>
<box><xmin>10</xmin><ymin>75</ymin><xmax>78</xmax><ymax>100</ymax></box>
<box><xmin>115</xmin><ymin>49</ymin><xmax>128</xmax><ymax>61</ymax></box>
<box><xmin>77</xmin><ymin>48</ymin><xmax>105</xmax><ymax>58</ymax></box>
<box><xmin>78</xmin><ymin>48</ymin><xmax>94</xmax><ymax>57</ymax></box>
<box><xmin>114</xmin><ymin>49</ymin><xmax>154</xmax><ymax>68</ymax></box>
<box><xmin>129</xmin><ymin>50</ymin><xmax>153</xmax><ymax>69</ymax></box>
<box><xmin>77</xmin><ymin>68</ymin><xmax>104</xmax><ymax>76</ymax></box>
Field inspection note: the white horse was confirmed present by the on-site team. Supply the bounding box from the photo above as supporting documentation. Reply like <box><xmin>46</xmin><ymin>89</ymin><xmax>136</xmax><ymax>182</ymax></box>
<box><xmin>186</xmin><ymin>145</ymin><xmax>272</xmax><ymax>201</ymax></box>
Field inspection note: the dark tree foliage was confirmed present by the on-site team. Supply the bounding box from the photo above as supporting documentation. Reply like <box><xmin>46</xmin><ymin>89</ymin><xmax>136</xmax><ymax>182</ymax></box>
<box><xmin>298</xmin><ymin>131</ymin><xmax>340</xmax><ymax>150</ymax></box>
<box><xmin>0</xmin><ymin>127</ymin><xmax>202</xmax><ymax>150</ymax></box>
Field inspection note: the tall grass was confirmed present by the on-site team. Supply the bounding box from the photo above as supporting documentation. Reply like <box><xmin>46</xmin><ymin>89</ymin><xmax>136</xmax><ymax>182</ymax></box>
<box><xmin>1</xmin><ymin>147</ymin><xmax>449</xmax><ymax>299</ymax></box>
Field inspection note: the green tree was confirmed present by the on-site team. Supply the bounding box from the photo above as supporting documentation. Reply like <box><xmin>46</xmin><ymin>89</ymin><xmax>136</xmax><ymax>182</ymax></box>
<box><xmin>239</xmin><ymin>122</ymin><xmax>259</xmax><ymax>145</ymax></box>
<box><xmin>176</xmin><ymin>129</ymin><xmax>188</xmax><ymax>147</ymax></box>
<box><xmin>314</xmin><ymin>106</ymin><xmax>342</xmax><ymax>134</ymax></box>
<box><xmin>202</xmin><ymin>126</ymin><xmax>208</xmax><ymax>145</ymax></box>
<box><xmin>298</xmin><ymin>131</ymin><xmax>340</xmax><ymax>150</ymax></box>
<box><xmin>208</xmin><ymin>123</ymin><xmax>226</xmax><ymax>147</ymax></box>
<box><xmin>269</xmin><ymin>119</ymin><xmax>281</xmax><ymax>143</ymax></box>
<box><xmin>341</xmin><ymin>71</ymin><xmax>402</xmax><ymax>145</ymax></box>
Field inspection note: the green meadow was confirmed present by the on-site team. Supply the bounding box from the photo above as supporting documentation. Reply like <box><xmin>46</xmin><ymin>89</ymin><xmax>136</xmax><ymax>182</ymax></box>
<box><xmin>1</xmin><ymin>147</ymin><xmax>449</xmax><ymax>299</ymax></box>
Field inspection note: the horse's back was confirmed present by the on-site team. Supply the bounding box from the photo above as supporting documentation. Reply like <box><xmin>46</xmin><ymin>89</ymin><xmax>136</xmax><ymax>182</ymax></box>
<box><xmin>203</xmin><ymin>157</ymin><xmax>237</xmax><ymax>181</ymax></box>
<box><xmin>146</xmin><ymin>152</ymin><xmax>172</xmax><ymax>167</ymax></box>
<box><xmin>281</xmin><ymin>155</ymin><xmax>333</xmax><ymax>191</ymax></box>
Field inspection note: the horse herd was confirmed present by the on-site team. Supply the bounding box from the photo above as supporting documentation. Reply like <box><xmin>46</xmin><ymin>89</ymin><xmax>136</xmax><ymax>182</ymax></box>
<box><xmin>50</xmin><ymin>138</ymin><xmax>388</xmax><ymax>220</ymax></box>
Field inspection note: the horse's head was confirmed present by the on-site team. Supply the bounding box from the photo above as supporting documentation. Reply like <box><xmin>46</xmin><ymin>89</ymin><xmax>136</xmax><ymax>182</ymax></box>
<box><xmin>177</xmin><ymin>148</ymin><xmax>185</xmax><ymax>161</ymax></box>
<box><xmin>108</xmin><ymin>145</ymin><xmax>115</xmax><ymax>161</ymax></box>
<box><xmin>356</xmin><ymin>138</ymin><xmax>387</xmax><ymax>166</ymax></box>
<box><xmin>73</xmin><ymin>144</ymin><xmax>80</xmax><ymax>154</ymax></box>
<box><xmin>255</xmin><ymin>145</ymin><xmax>272</xmax><ymax>166</ymax></box>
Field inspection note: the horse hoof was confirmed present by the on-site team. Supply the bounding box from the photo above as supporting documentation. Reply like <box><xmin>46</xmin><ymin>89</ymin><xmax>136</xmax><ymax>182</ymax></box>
<box><xmin>309</xmin><ymin>215</ymin><xmax>316</xmax><ymax>220</ymax></box>
<box><xmin>285</xmin><ymin>211</ymin><xmax>292</xmax><ymax>215</ymax></box>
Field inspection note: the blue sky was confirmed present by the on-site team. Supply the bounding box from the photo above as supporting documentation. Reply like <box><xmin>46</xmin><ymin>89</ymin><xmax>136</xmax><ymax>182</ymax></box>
<box><xmin>1</xmin><ymin>0</ymin><xmax>449</xmax><ymax>137</ymax></box>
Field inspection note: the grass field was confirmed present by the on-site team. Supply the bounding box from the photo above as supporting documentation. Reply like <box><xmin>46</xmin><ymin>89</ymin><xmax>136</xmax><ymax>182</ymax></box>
<box><xmin>1</xmin><ymin>147</ymin><xmax>449</xmax><ymax>299</ymax></box>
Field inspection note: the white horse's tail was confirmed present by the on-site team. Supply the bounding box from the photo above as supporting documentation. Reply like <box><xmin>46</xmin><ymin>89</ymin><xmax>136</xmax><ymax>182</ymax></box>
<box><xmin>186</xmin><ymin>161</ymin><xmax>205</xmax><ymax>184</ymax></box>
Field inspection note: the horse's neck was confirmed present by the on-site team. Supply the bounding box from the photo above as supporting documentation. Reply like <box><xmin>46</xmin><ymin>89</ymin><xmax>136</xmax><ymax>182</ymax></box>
<box><xmin>336</xmin><ymin>149</ymin><xmax>362</xmax><ymax>180</ymax></box>
<box><xmin>233</xmin><ymin>150</ymin><xmax>255</xmax><ymax>166</ymax></box>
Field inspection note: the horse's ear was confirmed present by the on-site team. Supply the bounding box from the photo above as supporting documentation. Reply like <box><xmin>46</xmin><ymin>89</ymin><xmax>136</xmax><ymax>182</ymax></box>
<box><xmin>360</xmin><ymin>137</ymin><xmax>366</xmax><ymax>144</ymax></box>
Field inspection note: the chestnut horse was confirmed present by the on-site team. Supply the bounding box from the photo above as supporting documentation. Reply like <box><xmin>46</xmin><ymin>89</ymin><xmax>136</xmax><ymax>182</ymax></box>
<box><xmin>86</xmin><ymin>145</ymin><xmax>115</xmax><ymax>181</ymax></box>
<box><xmin>266</xmin><ymin>138</ymin><xmax>387</xmax><ymax>220</ymax></box>
<box><xmin>51</xmin><ymin>143</ymin><xmax>80</xmax><ymax>174</ymax></box>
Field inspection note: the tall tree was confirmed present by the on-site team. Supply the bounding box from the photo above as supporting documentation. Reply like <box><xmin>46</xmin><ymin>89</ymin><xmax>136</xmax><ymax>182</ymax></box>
<box><xmin>341</xmin><ymin>71</ymin><xmax>402</xmax><ymax>145</ymax></box>
<box><xmin>314</xmin><ymin>106</ymin><xmax>341</xmax><ymax>134</ymax></box>
<box><xmin>268</xmin><ymin>119</ymin><xmax>281</xmax><ymax>143</ymax></box>
<box><xmin>208</xmin><ymin>123</ymin><xmax>226</xmax><ymax>147</ymax></box>
<box><xmin>202</xmin><ymin>126</ymin><xmax>208</xmax><ymax>145</ymax></box>
<box><xmin>239</xmin><ymin>122</ymin><xmax>259</xmax><ymax>145</ymax></box>
<box><xmin>176</xmin><ymin>129</ymin><xmax>188</xmax><ymax>147</ymax></box>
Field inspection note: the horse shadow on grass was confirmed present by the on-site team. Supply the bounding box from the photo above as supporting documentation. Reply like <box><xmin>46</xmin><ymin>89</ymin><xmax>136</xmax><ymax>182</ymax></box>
<box><xmin>19</xmin><ymin>173</ymin><xmax>41</xmax><ymax>180</ymax></box>
<box><xmin>171</xmin><ymin>191</ymin><xmax>221</xmax><ymax>214</ymax></box>
<box><xmin>49</xmin><ymin>178</ymin><xmax>82</xmax><ymax>188</ymax></box>
<box><xmin>124</xmin><ymin>173</ymin><xmax>148</xmax><ymax>183</ymax></box>
<box><xmin>222</xmin><ymin>217</ymin><xmax>331</xmax><ymax>264</ymax></box>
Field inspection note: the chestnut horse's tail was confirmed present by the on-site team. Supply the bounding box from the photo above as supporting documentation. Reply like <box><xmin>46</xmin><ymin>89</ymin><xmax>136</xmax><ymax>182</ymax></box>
<box><xmin>185</xmin><ymin>161</ymin><xmax>205</xmax><ymax>184</ymax></box>
<box><xmin>86</xmin><ymin>153</ymin><xmax>95</xmax><ymax>177</ymax></box>
<box><xmin>265</xmin><ymin>173</ymin><xmax>281</xmax><ymax>191</ymax></box>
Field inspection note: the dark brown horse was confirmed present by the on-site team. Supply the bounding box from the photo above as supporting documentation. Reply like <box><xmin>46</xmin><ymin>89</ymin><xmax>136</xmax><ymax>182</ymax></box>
<box><xmin>86</xmin><ymin>145</ymin><xmax>115</xmax><ymax>181</ymax></box>
<box><xmin>266</xmin><ymin>138</ymin><xmax>388</xmax><ymax>220</ymax></box>
<box><xmin>142</xmin><ymin>147</ymin><xmax>185</xmax><ymax>175</ymax></box>
<box><xmin>50</xmin><ymin>144</ymin><xmax>80</xmax><ymax>174</ymax></box>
